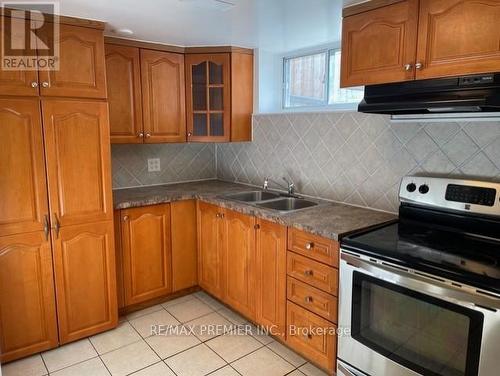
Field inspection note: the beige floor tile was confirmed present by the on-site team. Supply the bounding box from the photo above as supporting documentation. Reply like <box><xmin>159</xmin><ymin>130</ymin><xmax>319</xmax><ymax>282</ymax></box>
<box><xmin>165</xmin><ymin>343</ymin><xmax>226</xmax><ymax>376</ymax></box>
<box><xmin>206</xmin><ymin>332</ymin><xmax>262</xmax><ymax>362</ymax></box>
<box><xmin>101</xmin><ymin>341</ymin><xmax>160</xmax><ymax>376</ymax></box>
<box><xmin>184</xmin><ymin>312</ymin><xmax>234</xmax><ymax>341</ymax></box>
<box><xmin>299</xmin><ymin>363</ymin><xmax>329</xmax><ymax>376</ymax></box>
<box><xmin>145</xmin><ymin>326</ymin><xmax>201</xmax><ymax>359</ymax></box>
<box><xmin>1</xmin><ymin>354</ymin><xmax>47</xmax><ymax>376</ymax></box>
<box><xmin>42</xmin><ymin>339</ymin><xmax>97</xmax><ymax>373</ymax></box>
<box><xmin>287</xmin><ymin>371</ymin><xmax>306</xmax><ymax>376</ymax></box>
<box><xmin>243</xmin><ymin>323</ymin><xmax>275</xmax><ymax>345</ymax></box>
<box><xmin>166</xmin><ymin>298</ymin><xmax>213</xmax><ymax>323</ymax></box>
<box><xmin>194</xmin><ymin>291</ymin><xmax>225</xmax><ymax>310</ymax></box>
<box><xmin>129</xmin><ymin>309</ymin><xmax>180</xmax><ymax>338</ymax></box>
<box><xmin>130</xmin><ymin>362</ymin><xmax>175</xmax><ymax>376</ymax></box>
<box><xmin>125</xmin><ymin>304</ymin><xmax>164</xmax><ymax>321</ymax></box>
<box><xmin>161</xmin><ymin>294</ymin><xmax>197</xmax><ymax>309</ymax></box>
<box><xmin>267</xmin><ymin>341</ymin><xmax>307</xmax><ymax>367</ymax></box>
<box><xmin>218</xmin><ymin>307</ymin><xmax>248</xmax><ymax>325</ymax></box>
<box><xmin>50</xmin><ymin>357</ymin><xmax>109</xmax><ymax>376</ymax></box>
<box><xmin>231</xmin><ymin>347</ymin><xmax>295</xmax><ymax>376</ymax></box>
<box><xmin>208</xmin><ymin>365</ymin><xmax>240</xmax><ymax>376</ymax></box>
<box><xmin>90</xmin><ymin>322</ymin><xmax>142</xmax><ymax>354</ymax></box>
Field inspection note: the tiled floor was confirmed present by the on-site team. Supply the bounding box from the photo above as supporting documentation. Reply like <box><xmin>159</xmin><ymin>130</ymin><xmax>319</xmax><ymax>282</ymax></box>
<box><xmin>1</xmin><ymin>292</ymin><xmax>329</xmax><ymax>376</ymax></box>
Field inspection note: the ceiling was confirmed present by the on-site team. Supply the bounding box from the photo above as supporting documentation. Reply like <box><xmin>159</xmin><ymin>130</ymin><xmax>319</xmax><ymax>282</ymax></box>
<box><xmin>57</xmin><ymin>0</ymin><xmax>348</xmax><ymax>53</ymax></box>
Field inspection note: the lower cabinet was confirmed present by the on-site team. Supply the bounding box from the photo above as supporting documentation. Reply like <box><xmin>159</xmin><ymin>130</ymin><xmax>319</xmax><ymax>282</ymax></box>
<box><xmin>52</xmin><ymin>221</ymin><xmax>118</xmax><ymax>344</ymax></box>
<box><xmin>119</xmin><ymin>204</ymin><xmax>172</xmax><ymax>306</ymax></box>
<box><xmin>0</xmin><ymin>232</ymin><xmax>58</xmax><ymax>362</ymax></box>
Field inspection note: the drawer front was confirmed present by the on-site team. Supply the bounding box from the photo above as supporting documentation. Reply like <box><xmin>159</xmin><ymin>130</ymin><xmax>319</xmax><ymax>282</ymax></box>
<box><xmin>287</xmin><ymin>301</ymin><xmax>336</xmax><ymax>373</ymax></box>
<box><xmin>287</xmin><ymin>252</ymin><xmax>338</xmax><ymax>295</ymax></box>
<box><xmin>288</xmin><ymin>228</ymin><xmax>339</xmax><ymax>267</ymax></box>
<box><xmin>287</xmin><ymin>277</ymin><xmax>337</xmax><ymax>323</ymax></box>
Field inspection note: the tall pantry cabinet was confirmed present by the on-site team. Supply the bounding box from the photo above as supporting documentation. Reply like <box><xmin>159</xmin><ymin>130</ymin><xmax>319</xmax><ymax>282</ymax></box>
<box><xmin>0</xmin><ymin>14</ymin><xmax>117</xmax><ymax>362</ymax></box>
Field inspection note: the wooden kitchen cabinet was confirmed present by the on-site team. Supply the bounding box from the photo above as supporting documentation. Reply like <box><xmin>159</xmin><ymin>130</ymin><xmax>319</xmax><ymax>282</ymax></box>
<box><xmin>38</xmin><ymin>24</ymin><xmax>107</xmax><ymax>98</ymax></box>
<box><xmin>341</xmin><ymin>0</ymin><xmax>419</xmax><ymax>87</ymax></box>
<box><xmin>42</xmin><ymin>100</ymin><xmax>113</xmax><ymax>227</ymax></box>
<box><xmin>52</xmin><ymin>221</ymin><xmax>117</xmax><ymax>344</ymax></box>
<box><xmin>0</xmin><ymin>99</ymin><xmax>49</xmax><ymax>237</ymax></box>
<box><xmin>197</xmin><ymin>202</ymin><xmax>225</xmax><ymax>299</ymax></box>
<box><xmin>255</xmin><ymin>219</ymin><xmax>287</xmax><ymax>338</ymax></box>
<box><xmin>0</xmin><ymin>232</ymin><xmax>58</xmax><ymax>362</ymax></box>
<box><xmin>105</xmin><ymin>44</ymin><xmax>144</xmax><ymax>143</ymax></box>
<box><xmin>185</xmin><ymin>50</ymin><xmax>253</xmax><ymax>142</ymax></box>
<box><xmin>415</xmin><ymin>0</ymin><xmax>500</xmax><ymax>79</ymax></box>
<box><xmin>141</xmin><ymin>49</ymin><xmax>187</xmax><ymax>143</ymax></box>
<box><xmin>223</xmin><ymin>209</ymin><xmax>256</xmax><ymax>319</ymax></box>
<box><xmin>120</xmin><ymin>204</ymin><xmax>172</xmax><ymax>306</ymax></box>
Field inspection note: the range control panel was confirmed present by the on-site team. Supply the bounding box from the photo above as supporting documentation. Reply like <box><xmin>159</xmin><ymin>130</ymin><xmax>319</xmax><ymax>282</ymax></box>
<box><xmin>399</xmin><ymin>176</ymin><xmax>500</xmax><ymax>216</ymax></box>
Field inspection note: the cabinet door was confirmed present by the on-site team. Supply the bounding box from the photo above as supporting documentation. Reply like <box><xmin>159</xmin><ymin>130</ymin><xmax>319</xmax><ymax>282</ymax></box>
<box><xmin>141</xmin><ymin>50</ymin><xmax>186</xmax><ymax>143</ymax></box>
<box><xmin>340</xmin><ymin>0</ymin><xmax>419</xmax><ymax>87</ymax></box>
<box><xmin>416</xmin><ymin>0</ymin><xmax>500</xmax><ymax>79</ymax></box>
<box><xmin>223</xmin><ymin>209</ymin><xmax>256</xmax><ymax>319</ymax></box>
<box><xmin>0</xmin><ymin>16</ymin><xmax>39</xmax><ymax>96</ymax></box>
<box><xmin>38</xmin><ymin>24</ymin><xmax>107</xmax><ymax>98</ymax></box>
<box><xmin>42</xmin><ymin>100</ymin><xmax>113</xmax><ymax>227</ymax></box>
<box><xmin>171</xmin><ymin>200</ymin><xmax>198</xmax><ymax>292</ymax></box>
<box><xmin>0</xmin><ymin>99</ymin><xmax>49</xmax><ymax>237</ymax></box>
<box><xmin>255</xmin><ymin>219</ymin><xmax>286</xmax><ymax>338</ymax></box>
<box><xmin>197</xmin><ymin>202</ymin><xmax>224</xmax><ymax>299</ymax></box>
<box><xmin>52</xmin><ymin>221</ymin><xmax>117</xmax><ymax>343</ymax></box>
<box><xmin>120</xmin><ymin>204</ymin><xmax>172</xmax><ymax>306</ymax></box>
<box><xmin>185</xmin><ymin>54</ymin><xmax>230</xmax><ymax>142</ymax></box>
<box><xmin>105</xmin><ymin>44</ymin><xmax>144</xmax><ymax>143</ymax></box>
<box><xmin>0</xmin><ymin>231</ymin><xmax>58</xmax><ymax>362</ymax></box>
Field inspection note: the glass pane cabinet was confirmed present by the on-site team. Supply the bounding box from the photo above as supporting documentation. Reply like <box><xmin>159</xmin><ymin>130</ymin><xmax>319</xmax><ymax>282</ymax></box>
<box><xmin>186</xmin><ymin>54</ymin><xmax>231</xmax><ymax>142</ymax></box>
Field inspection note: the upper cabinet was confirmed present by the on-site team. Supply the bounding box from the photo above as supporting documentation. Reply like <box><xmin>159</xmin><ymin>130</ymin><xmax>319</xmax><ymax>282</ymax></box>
<box><xmin>341</xmin><ymin>0</ymin><xmax>500</xmax><ymax>87</ymax></box>
<box><xmin>185</xmin><ymin>51</ymin><xmax>253</xmax><ymax>142</ymax></box>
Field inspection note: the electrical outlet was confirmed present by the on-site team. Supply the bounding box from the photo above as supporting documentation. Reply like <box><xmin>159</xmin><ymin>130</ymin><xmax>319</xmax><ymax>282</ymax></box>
<box><xmin>147</xmin><ymin>158</ymin><xmax>161</xmax><ymax>172</ymax></box>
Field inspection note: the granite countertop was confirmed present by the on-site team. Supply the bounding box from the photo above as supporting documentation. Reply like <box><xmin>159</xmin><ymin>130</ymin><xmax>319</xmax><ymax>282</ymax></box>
<box><xmin>113</xmin><ymin>180</ymin><xmax>397</xmax><ymax>241</ymax></box>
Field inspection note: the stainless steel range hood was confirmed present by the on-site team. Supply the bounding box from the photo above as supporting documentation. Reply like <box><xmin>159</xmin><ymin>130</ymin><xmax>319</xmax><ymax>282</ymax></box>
<box><xmin>358</xmin><ymin>73</ymin><xmax>500</xmax><ymax>118</ymax></box>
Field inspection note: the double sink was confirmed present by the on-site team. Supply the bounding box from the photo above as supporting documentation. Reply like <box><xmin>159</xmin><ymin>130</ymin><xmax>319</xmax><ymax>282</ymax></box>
<box><xmin>221</xmin><ymin>190</ymin><xmax>318</xmax><ymax>213</ymax></box>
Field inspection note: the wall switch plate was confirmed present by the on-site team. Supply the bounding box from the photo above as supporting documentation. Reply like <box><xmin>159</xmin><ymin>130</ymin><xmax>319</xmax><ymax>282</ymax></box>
<box><xmin>147</xmin><ymin>158</ymin><xmax>161</xmax><ymax>172</ymax></box>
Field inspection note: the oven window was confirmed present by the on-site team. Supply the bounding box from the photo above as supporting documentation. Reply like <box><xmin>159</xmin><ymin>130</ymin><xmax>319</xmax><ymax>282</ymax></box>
<box><xmin>351</xmin><ymin>272</ymin><xmax>483</xmax><ymax>376</ymax></box>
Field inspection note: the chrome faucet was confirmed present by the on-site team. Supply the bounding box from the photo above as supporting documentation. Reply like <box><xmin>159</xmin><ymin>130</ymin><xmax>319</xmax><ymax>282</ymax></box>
<box><xmin>263</xmin><ymin>176</ymin><xmax>296</xmax><ymax>195</ymax></box>
<box><xmin>282</xmin><ymin>177</ymin><xmax>295</xmax><ymax>195</ymax></box>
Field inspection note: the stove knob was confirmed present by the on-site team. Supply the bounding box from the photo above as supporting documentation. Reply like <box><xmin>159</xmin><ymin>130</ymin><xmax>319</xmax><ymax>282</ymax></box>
<box><xmin>419</xmin><ymin>184</ymin><xmax>429</xmax><ymax>194</ymax></box>
<box><xmin>406</xmin><ymin>183</ymin><xmax>417</xmax><ymax>193</ymax></box>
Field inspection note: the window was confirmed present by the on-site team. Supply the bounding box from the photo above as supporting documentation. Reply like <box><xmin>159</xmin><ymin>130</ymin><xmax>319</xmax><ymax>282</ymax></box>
<box><xmin>283</xmin><ymin>49</ymin><xmax>364</xmax><ymax>109</ymax></box>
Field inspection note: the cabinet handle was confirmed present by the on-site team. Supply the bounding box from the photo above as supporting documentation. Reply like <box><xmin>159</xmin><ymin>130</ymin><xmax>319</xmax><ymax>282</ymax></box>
<box><xmin>304</xmin><ymin>296</ymin><xmax>313</xmax><ymax>303</ymax></box>
<box><xmin>305</xmin><ymin>242</ymin><xmax>314</xmax><ymax>250</ymax></box>
<box><xmin>220</xmin><ymin>213</ymin><xmax>225</xmax><ymax>219</ymax></box>
<box><xmin>43</xmin><ymin>214</ymin><xmax>50</xmax><ymax>240</ymax></box>
<box><xmin>303</xmin><ymin>332</ymin><xmax>313</xmax><ymax>340</ymax></box>
<box><xmin>403</xmin><ymin>64</ymin><xmax>413</xmax><ymax>71</ymax></box>
<box><xmin>216</xmin><ymin>213</ymin><xmax>221</xmax><ymax>218</ymax></box>
<box><xmin>254</xmin><ymin>224</ymin><xmax>260</xmax><ymax>230</ymax></box>
<box><xmin>53</xmin><ymin>213</ymin><xmax>60</xmax><ymax>238</ymax></box>
<box><xmin>145</xmin><ymin>133</ymin><xmax>151</xmax><ymax>138</ymax></box>
<box><xmin>415</xmin><ymin>62</ymin><xmax>424</xmax><ymax>70</ymax></box>
<box><xmin>137</xmin><ymin>132</ymin><xmax>144</xmax><ymax>138</ymax></box>
<box><xmin>123</xmin><ymin>215</ymin><xmax>129</xmax><ymax>221</ymax></box>
<box><xmin>304</xmin><ymin>270</ymin><xmax>313</xmax><ymax>277</ymax></box>
<box><xmin>42</xmin><ymin>81</ymin><xmax>50</xmax><ymax>88</ymax></box>
<box><xmin>187</xmin><ymin>132</ymin><xmax>192</xmax><ymax>137</ymax></box>
<box><xmin>31</xmin><ymin>81</ymin><xmax>39</xmax><ymax>88</ymax></box>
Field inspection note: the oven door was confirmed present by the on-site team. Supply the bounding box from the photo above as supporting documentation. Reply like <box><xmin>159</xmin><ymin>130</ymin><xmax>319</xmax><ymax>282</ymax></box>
<box><xmin>338</xmin><ymin>250</ymin><xmax>500</xmax><ymax>376</ymax></box>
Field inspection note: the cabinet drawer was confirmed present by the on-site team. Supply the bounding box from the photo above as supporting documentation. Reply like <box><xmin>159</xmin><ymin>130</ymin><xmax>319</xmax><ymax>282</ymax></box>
<box><xmin>287</xmin><ymin>252</ymin><xmax>338</xmax><ymax>295</ymax></box>
<box><xmin>287</xmin><ymin>277</ymin><xmax>337</xmax><ymax>323</ymax></box>
<box><xmin>287</xmin><ymin>301</ymin><xmax>336</xmax><ymax>373</ymax></box>
<box><xmin>288</xmin><ymin>228</ymin><xmax>339</xmax><ymax>267</ymax></box>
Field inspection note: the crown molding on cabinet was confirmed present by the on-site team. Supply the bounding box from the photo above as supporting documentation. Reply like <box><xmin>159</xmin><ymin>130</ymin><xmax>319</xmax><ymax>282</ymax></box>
<box><xmin>342</xmin><ymin>0</ymin><xmax>404</xmax><ymax>17</ymax></box>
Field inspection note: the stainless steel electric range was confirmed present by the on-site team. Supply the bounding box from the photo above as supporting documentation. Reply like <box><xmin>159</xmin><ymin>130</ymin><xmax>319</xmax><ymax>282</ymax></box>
<box><xmin>337</xmin><ymin>176</ymin><xmax>500</xmax><ymax>376</ymax></box>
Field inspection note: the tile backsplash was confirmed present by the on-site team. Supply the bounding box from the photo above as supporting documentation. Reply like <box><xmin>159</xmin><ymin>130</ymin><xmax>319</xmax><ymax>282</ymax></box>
<box><xmin>217</xmin><ymin>112</ymin><xmax>500</xmax><ymax>213</ymax></box>
<box><xmin>112</xmin><ymin>143</ymin><xmax>216</xmax><ymax>188</ymax></box>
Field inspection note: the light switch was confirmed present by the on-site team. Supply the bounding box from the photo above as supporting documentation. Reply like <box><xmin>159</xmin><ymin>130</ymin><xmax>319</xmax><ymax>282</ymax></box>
<box><xmin>147</xmin><ymin>158</ymin><xmax>161</xmax><ymax>172</ymax></box>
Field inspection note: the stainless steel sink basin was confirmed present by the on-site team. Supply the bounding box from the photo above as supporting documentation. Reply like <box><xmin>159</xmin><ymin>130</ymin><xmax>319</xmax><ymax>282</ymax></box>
<box><xmin>256</xmin><ymin>197</ymin><xmax>318</xmax><ymax>211</ymax></box>
<box><xmin>223</xmin><ymin>191</ymin><xmax>280</xmax><ymax>202</ymax></box>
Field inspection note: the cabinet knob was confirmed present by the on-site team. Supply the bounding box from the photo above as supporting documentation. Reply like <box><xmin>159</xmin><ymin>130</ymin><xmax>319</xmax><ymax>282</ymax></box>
<box><xmin>31</xmin><ymin>81</ymin><xmax>39</xmax><ymax>88</ymax></box>
<box><xmin>187</xmin><ymin>132</ymin><xmax>192</xmax><ymax>137</ymax></box>
<box><xmin>220</xmin><ymin>213</ymin><xmax>225</xmax><ymax>219</ymax></box>
<box><xmin>304</xmin><ymin>296</ymin><xmax>313</xmax><ymax>303</ymax></box>
<box><xmin>304</xmin><ymin>270</ymin><xmax>313</xmax><ymax>277</ymax></box>
<box><xmin>403</xmin><ymin>64</ymin><xmax>413</xmax><ymax>71</ymax></box>
<box><xmin>303</xmin><ymin>332</ymin><xmax>313</xmax><ymax>340</ymax></box>
<box><xmin>138</xmin><ymin>132</ymin><xmax>144</xmax><ymax>138</ymax></box>
<box><xmin>216</xmin><ymin>213</ymin><xmax>221</xmax><ymax>218</ymax></box>
<box><xmin>415</xmin><ymin>62</ymin><xmax>424</xmax><ymax>70</ymax></box>
<box><xmin>42</xmin><ymin>81</ymin><xmax>50</xmax><ymax>88</ymax></box>
<box><xmin>145</xmin><ymin>133</ymin><xmax>151</xmax><ymax>138</ymax></box>
<box><xmin>305</xmin><ymin>242</ymin><xmax>314</xmax><ymax>250</ymax></box>
<box><xmin>254</xmin><ymin>224</ymin><xmax>260</xmax><ymax>230</ymax></box>
<box><xmin>123</xmin><ymin>215</ymin><xmax>129</xmax><ymax>221</ymax></box>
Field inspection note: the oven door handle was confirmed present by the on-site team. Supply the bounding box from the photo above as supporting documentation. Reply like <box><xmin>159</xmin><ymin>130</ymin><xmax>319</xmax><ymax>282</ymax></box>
<box><xmin>341</xmin><ymin>251</ymin><xmax>500</xmax><ymax>311</ymax></box>
<box><xmin>338</xmin><ymin>361</ymin><xmax>369</xmax><ymax>376</ymax></box>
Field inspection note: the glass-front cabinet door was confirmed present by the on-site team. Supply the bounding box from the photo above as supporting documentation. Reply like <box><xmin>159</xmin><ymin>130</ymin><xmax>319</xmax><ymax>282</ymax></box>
<box><xmin>186</xmin><ymin>54</ymin><xmax>230</xmax><ymax>142</ymax></box>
